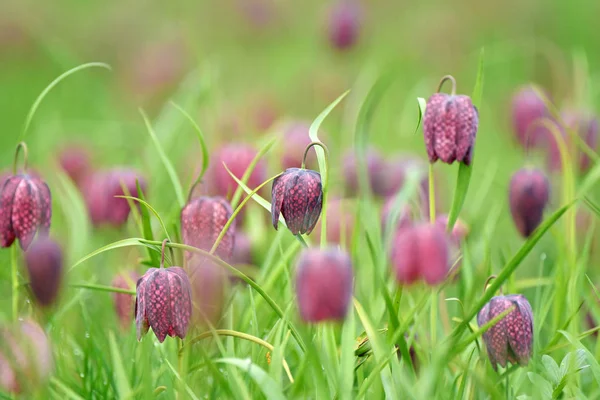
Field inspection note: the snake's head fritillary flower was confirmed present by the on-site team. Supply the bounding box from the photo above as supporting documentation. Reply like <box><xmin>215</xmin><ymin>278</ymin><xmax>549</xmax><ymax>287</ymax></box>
<box><xmin>423</xmin><ymin>77</ymin><xmax>478</xmax><ymax>165</ymax></box>
<box><xmin>271</xmin><ymin>168</ymin><xmax>323</xmax><ymax>235</ymax></box>
<box><xmin>511</xmin><ymin>85</ymin><xmax>551</xmax><ymax>148</ymax></box>
<box><xmin>181</xmin><ymin>196</ymin><xmax>235</xmax><ymax>261</ymax></box>
<box><xmin>0</xmin><ymin>174</ymin><xmax>51</xmax><ymax>250</ymax></box>
<box><xmin>208</xmin><ymin>144</ymin><xmax>267</xmax><ymax>199</ymax></box>
<box><xmin>342</xmin><ymin>148</ymin><xmax>388</xmax><ymax>196</ymax></box>
<box><xmin>509</xmin><ymin>168</ymin><xmax>549</xmax><ymax>237</ymax></box>
<box><xmin>135</xmin><ymin>267</ymin><xmax>192</xmax><ymax>343</ymax></box>
<box><xmin>112</xmin><ymin>271</ymin><xmax>140</xmax><ymax>331</ymax></box>
<box><xmin>477</xmin><ymin>294</ymin><xmax>534</xmax><ymax>370</ymax></box>
<box><xmin>24</xmin><ymin>236</ymin><xmax>63</xmax><ymax>307</ymax></box>
<box><xmin>58</xmin><ymin>145</ymin><xmax>91</xmax><ymax>186</ymax></box>
<box><xmin>328</xmin><ymin>1</ymin><xmax>362</xmax><ymax>51</ymax></box>
<box><xmin>295</xmin><ymin>248</ymin><xmax>353</xmax><ymax>322</ymax></box>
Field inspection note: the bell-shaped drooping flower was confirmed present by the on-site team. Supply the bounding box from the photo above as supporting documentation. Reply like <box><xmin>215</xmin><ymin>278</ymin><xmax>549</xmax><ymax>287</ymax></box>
<box><xmin>0</xmin><ymin>173</ymin><xmax>51</xmax><ymax>250</ymax></box>
<box><xmin>391</xmin><ymin>223</ymin><xmax>449</xmax><ymax>285</ymax></box>
<box><xmin>135</xmin><ymin>255</ymin><xmax>193</xmax><ymax>342</ymax></box>
<box><xmin>208</xmin><ymin>144</ymin><xmax>267</xmax><ymax>199</ymax></box>
<box><xmin>112</xmin><ymin>271</ymin><xmax>140</xmax><ymax>331</ymax></box>
<box><xmin>24</xmin><ymin>237</ymin><xmax>62</xmax><ymax>307</ymax></box>
<box><xmin>509</xmin><ymin>168</ymin><xmax>549</xmax><ymax>237</ymax></box>
<box><xmin>295</xmin><ymin>248</ymin><xmax>353</xmax><ymax>322</ymax></box>
<box><xmin>511</xmin><ymin>85</ymin><xmax>552</xmax><ymax>148</ymax></box>
<box><xmin>0</xmin><ymin>319</ymin><xmax>53</xmax><ymax>394</ymax></box>
<box><xmin>477</xmin><ymin>294</ymin><xmax>533</xmax><ymax>370</ymax></box>
<box><xmin>58</xmin><ymin>145</ymin><xmax>91</xmax><ymax>187</ymax></box>
<box><xmin>181</xmin><ymin>196</ymin><xmax>235</xmax><ymax>261</ymax></box>
<box><xmin>271</xmin><ymin>168</ymin><xmax>323</xmax><ymax>235</ymax></box>
<box><xmin>342</xmin><ymin>148</ymin><xmax>388</xmax><ymax>196</ymax></box>
<box><xmin>327</xmin><ymin>0</ymin><xmax>362</xmax><ymax>51</ymax></box>
<box><xmin>555</xmin><ymin>109</ymin><xmax>599</xmax><ymax>172</ymax></box>
<box><xmin>423</xmin><ymin>76</ymin><xmax>479</xmax><ymax>165</ymax></box>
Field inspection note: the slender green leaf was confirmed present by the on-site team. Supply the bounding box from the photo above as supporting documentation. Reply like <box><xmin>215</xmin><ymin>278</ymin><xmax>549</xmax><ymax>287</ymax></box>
<box><xmin>215</xmin><ymin>358</ymin><xmax>286</xmax><ymax>400</ymax></box>
<box><xmin>415</xmin><ymin>97</ymin><xmax>427</xmax><ymax>135</ymax></box>
<box><xmin>108</xmin><ymin>331</ymin><xmax>132</xmax><ymax>399</ymax></box>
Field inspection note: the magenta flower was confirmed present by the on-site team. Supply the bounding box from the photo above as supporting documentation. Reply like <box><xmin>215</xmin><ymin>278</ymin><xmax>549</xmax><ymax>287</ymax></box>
<box><xmin>0</xmin><ymin>174</ymin><xmax>51</xmax><ymax>250</ymax></box>
<box><xmin>181</xmin><ymin>196</ymin><xmax>235</xmax><ymax>260</ymax></box>
<box><xmin>295</xmin><ymin>248</ymin><xmax>353</xmax><ymax>322</ymax></box>
<box><xmin>271</xmin><ymin>168</ymin><xmax>323</xmax><ymax>235</ymax></box>
<box><xmin>511</xmin><ymin>85</ymin><xmax>551</xmax><ymax>148</ymax></box>
<box><xmin>327</xmin><ymin>1</ymin><xmax>362</xmax><ymax>50</ymax></box>
<box><xmin>342</xmin><ymin>148</ymin><xmax>388</xmax><ymax>196</ymax></box>
<box><xmin>423</xmin><ymin>77</ymin><xmax>478</xmax><ymax>165</ymax></box>
<box><xmin>112</xmin><ymin>271</ymin><xmax>140</xmax><ymax>331</ymax></box>
<box><xmin>208</xmin><ymin>144</ymin><xmax>267</xmax><ymax>198</ymax></box>
<box><xmin>24</xmin><ymin>237</ymin><xmax>63</xmax><ymax>307</ymax></box>
<box><xmin>509</xmin><ymin>168</ymin><xmax>549</xmax><ymax>237</ymax></box>
<box><xmin>135</xmin><ymin>267</ymin><xmax>192</xmax><ymax>342</ymax></box>
<box><xmin>477</xmin><ymin>294</ymin><xmax>534</xmax><ymax>370</ymax></box>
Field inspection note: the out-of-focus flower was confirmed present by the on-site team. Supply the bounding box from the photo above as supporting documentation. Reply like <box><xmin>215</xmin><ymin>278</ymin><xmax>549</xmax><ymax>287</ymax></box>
<box><xmin>327</xmin><ymin>1</ymin><xmax>362</xmax><ymax>50</ymax></box>
<box><xmin>548</xmin><ymin>109</ymin><xmax>598</xmax><ymax>172</ymax></box>
<box><xmin>391</xmin><ymin>223</ymin><xmax>449</xmax><ymax>285</ymax></box>
<box><xmin>313</xmin><ymin>197</ymin><xmax>355</xmax><ymax>246</ymax></box>
<box><xmin>181</xmin><ymin>196</ymin><xmax>235</xmax><ymax>261</ymax></box>
<box><xmin>381</xmin><ymin>197</ymin><xmax>412</xmax><ymax>234</ymax></box>
<box><xmin>295</xmin><ymin>248</ymin><xmax>353</xmax><ymax>322</ymax></box>
<box><xmin>208</xmin><ymin>145</ymin><xmax>267</xmax><ymax>199</ymax></box>
<box><xmin>58</xmin><ymin>145</ymin><xmax>91</xmax><ymax>187</ymax></box>
<box><xmin>231</xmin><ymin>232</ymin><xmax>252</xmax><ymax>265</ymax></box>
<box><xmin>342</xmin><ymin>148</ymin><xmax>388</xmax><ymax>196</ymax></box>
<box><xmin>509</xmin><ymin>168</ymin><xmax>549</xmax><ymax>237</ymax></box>
<box><xmin>511</xmin><ymin>85</ymin><xmax>552</xmax><ymax>148</ymax></box>
<box><xmin>24</xmin><ymin>237</ymin><xmax>63</xmax><ymax>307</ymax></box>
<box><xmin>135</xmin><ymin>267</ymin><xmax>192</xmax><ymax>342</ymax></box>
<box><xmin>0</xmin><ymin>319</ymin><xmax>53</xmax><ymax>393</ymax></box>
<box><xmin>477</xmin><ymin>294</ymin><xmax>534</xmax><ymax>370</ymax></box>
<box><xmin>271</xmin><ymin>168</ymin><xmax>323</xmax><ymax>235</ymax></box>
<box><xmin>435</xmin><ymin>214</ymin><xmax>469</xmax><ymax>246</ymax></box>
<box><xmin>278</xmin><ymin>120</ymin><xmax>318</xmax><ymax>170</ymax></box>
<box><xmin>112</xmin><ymin>271</ymin><xmax>140</xmax><ymax>331</ymax></box>
<box><xmin>189</xmin><ymin>259</ymin><xmax>227</xmax><ymax>326</ymax></box>
<box><xmin>81</xmin><ymin>168</ymin><xmax>146</xmax><ymax>227</ymax></box>
<box><xmin>0</xmin><ymin>174</ymin><xmax>51</xmax><ymax>250</ymax></box>
<box><xmin>423</xmin><ymin>78</ymin><xmax>478</xmax><ymax>165</ymax></box>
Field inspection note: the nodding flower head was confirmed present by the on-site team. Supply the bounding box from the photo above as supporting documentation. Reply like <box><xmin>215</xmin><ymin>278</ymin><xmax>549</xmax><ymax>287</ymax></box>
<box><xmin>423</xmin><ymin>76</ymin><xmax>478</xmax><ymax>165</ymax></box>
<box><xmin>509</xmin><ymin>168</ymin><xmax>549</xmax><ymax>238</ymax></box>
<box><xmin>477</xmin><ymin>294</ymin><xmax>534</xmax><ymax>370</ymax></box>
<box><xmin>24</xmin><ymin>236</ymin><xmax>63</xmax><ymax>307</ymax></box>
<box><xmin>208</xmin><ymin>144</ymin><xmax>267</xmax><ymax>199</ymax></box>
<box><xmin>327</xmin><ymin>1</ymin><xmax>362</xmax><ymax>51</ymax></box>
<box><xmin>271</xmin><ymin>168</ymin><xmax>323</xmax><ymax>235</ymax></box>
<box><xmin>295</xmin><ymin>247</ymin><xmax>353</xmax><ymax>322</ymax></box>
<box><xmin>0</xmin><ymin>174</ymin><xmax>51</xmax><ymax>250</ymax></box>
<box><xmin>511</xmin><ymin>85</ymin><xmax>552</xmax><ymax>148</ymax></box>
<box><xmin>135</xmin><ymin>266</ymin><xmax>192</xmax><ymax>343</ymax></box>
<box><xmin>112</xmin><ymin>271</ymin><xmax>140</xmax><ymax>331</ymax></box>
<box><xmin>180</xmin><ymin>196</ymin><xmax>235</xmax><ymax>261</ymax></box>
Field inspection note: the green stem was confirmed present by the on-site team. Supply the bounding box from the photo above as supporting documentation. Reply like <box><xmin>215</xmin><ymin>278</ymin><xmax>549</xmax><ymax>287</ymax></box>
<box><xmin>69</xmin><ymin>283</ymin><xmax>136</xmax><ymax>295</ymax></box>
<box><xmin>428</xmin><ymin>163</ymin><xmax>436</xmax><ymax>224</ymax></box>
<box><xmin>13</xmin><ymin>142</ymin><xmax>28</xmax><ymax>175</ymax></box>
<box><xmin>430</xmin><ymin>288</ymin><xmax>438</xmax><ymax>346</ymax></box>
<box><xmin>11</xmin><ymin>246</ymin><xmax>18</xmax><ymax>321</ymax></box>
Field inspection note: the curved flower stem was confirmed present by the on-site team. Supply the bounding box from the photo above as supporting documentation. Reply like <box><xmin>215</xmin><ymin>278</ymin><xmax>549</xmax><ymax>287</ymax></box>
<box><xmin>428</xmin><ymin>164</ymin><xmax>436</xmax><ymax>224</ymax></box>
<box><xmin>160</xmin><ymin>239</ymin><xmax>170</xmax><ymax>268</ymax></box>
<box><xmin>483</xmin><ymin>275</ymin><xmax>498</xmax><ymax>295</ymax></box>
<box><xmin>436</xmin><ymin>75</ymin><xmax>457</xmax><ymax>96</ymax></box>
<box><xmin>13</xmin><ymin>142</ymin><xmax>28</xmax><ymax>175</ymax></box>
<box><xmin>11</xmin><ymin>246</ymin><xmax>18</xmax><ymax>321</ymax></box>
<box><xmin>301</xmin><ymin>141</ymin><xmax>330</xmax><ymax>169</ymax></box>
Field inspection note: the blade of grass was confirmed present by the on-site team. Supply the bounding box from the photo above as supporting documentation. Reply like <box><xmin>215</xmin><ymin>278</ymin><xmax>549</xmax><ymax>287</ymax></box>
<box><xmin>108</xmin><ymin>331</ymin><xmax>132</xmax><ymax>399</ymax></box>
<box><xmin>215</xmin><ymin>358</ymin><xmax>286</xmax><ymax>400</ymax></box>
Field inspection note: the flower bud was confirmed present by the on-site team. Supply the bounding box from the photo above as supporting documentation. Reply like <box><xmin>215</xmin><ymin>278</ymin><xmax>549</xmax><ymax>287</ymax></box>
<box><xmin>342</xmin><ymin>148</ymin><xmax>387</xmax><ymax>196</ymax></box>
<box><xmin>511</xmin><ymin>85</ymin><xmax>551</xmax><ymax>148</ymax></box>
<box><xmin>0</xmin><ymin>319</ymin><xmax>53</xmax><ymax>393</ymax></box>
<box><xmin>271</xmin><ymin>168</ymin><xmax>323</xmax><ymax>235</ymax></box>
<box><xmin>135</xmin><ymin>267</ymin><xmax>193</xmax><ymax>342</ymax></box>
<box><xmin>391</xmin><ymin>223</ymin><xmax>449</xmax><ymax>285</ymax></box>
<box><xmin>327</xmin><ymin>1</ymin><xmax>362</xmax><ymax>51</ymax></box>
<box><xmin>24</xmin><ymin>237</ymin><xmax>62</xmax><ymax>307</ymax></box>
<box><xmin>208</xmin><ymin>144</ymin><xmax>267</xmax><ymax>199</ymax></box>
<box><xmin>0</xmin><ymin>174</ymin><xmax>52</xmax><ymax>250</ymax></box>
<box><xmin>295</xmin><ymin>248</ymin><xmax>353</xmax><ymax>322</ymax></box>
<box><xmin>509</xmin><ymin>168</ymin><xmax>549</xmax><ymax>237</ymax></box>
<box><xmin>477</xmin><ymin>294</ymin><xmax>533</xmax><ymax>370</ymax></box>
<box><xmin>112</xmin><ymin>271</ymin><xmax>140</xmax><ymax>331</ymax></box>
<box><xmin>423</xmin><ymin>90</ymin><xmax>478</xmax><ymax>165</ymax></box>
<box><xmin>181</xmin><ymin>196</ymin><xmax>235</xmax><ymax>261</ymax></box>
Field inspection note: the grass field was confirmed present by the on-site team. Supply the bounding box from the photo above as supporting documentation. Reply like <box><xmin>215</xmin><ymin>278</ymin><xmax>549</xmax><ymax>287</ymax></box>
<box><xmin>2</xmin><ymin>0</ymin><xmax>600</xmax><ymax>399</ymax></box>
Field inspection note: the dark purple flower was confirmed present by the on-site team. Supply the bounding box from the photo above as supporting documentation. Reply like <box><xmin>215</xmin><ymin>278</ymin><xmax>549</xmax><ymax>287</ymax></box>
<box><xmin>477</xmin><ymin>294</ymin><xmax>533</xmax><ymax>370</ymax></box>
<box><xmin>24</xmin><ymin>237</ymin><xmax>62</xmax><ymax>307</ymax></box>
<box><xmin>328</xmin><ymin>1</ymin><xmax>362</xmax><ymax>50</ymax></box>
<box><xmin>391</xmin><ymin>223</ymin><xmax>449</xmax><ymax>285</ymax></box>
<box><xmin>509</xmin><ymin>168</ymin><xmax>549</xmax><ymax>237</ymax></box>
<box><xmin>0</xmin><ymin>174</ymin><xmax>51</xmax><ymax>250</ymax></box>
<box><xmin>181</xmin><ymin>196</ymin><xmax>235</xmax><ymax>261</ymax></box>
<box><xmin>271</xmin><ymin>168</ymin><xmax>323</xmax><ymax>235</ymax></box>
<box><xmin>342</xmin><ymin>148</ymin><xmax>387</xmax><ymax>196</ymax></box>
<box><xmin>208</xmin><ymin>144</ymin><xmax>267</xmax><ymax>199</ymax></box>
<box><xmin>423</xmin><ymin>92</ymin><xmax>478</xmax><ymax>165</ymax></box>
<box><xmin>112</xmin><ymin>271</ymin><xmax>140</xmax><ymax>331</ymax></box>
<box><xmin>511</xmin><ymin>85</ymin><xmax>552</xmax><ymax>148</ymax></box>
<box><xmin>295</xmin><ymin>248</ymin><xmax>353</xmax><ymax>322</ymax></box>
<box><xmin>135</xmin><ymin>267</ymin><xmax>192</xmax><ymax>342</ymax></box>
